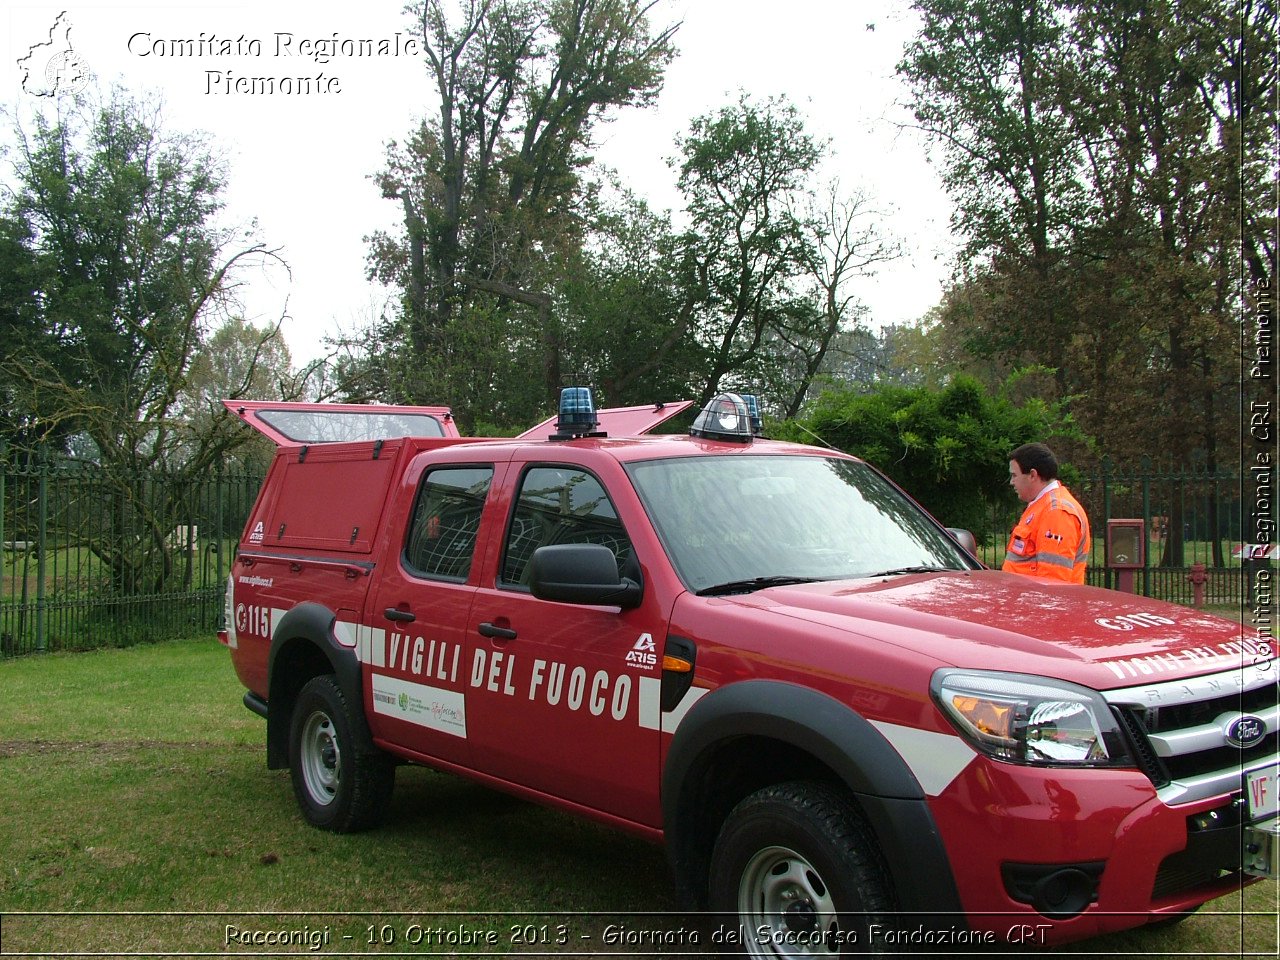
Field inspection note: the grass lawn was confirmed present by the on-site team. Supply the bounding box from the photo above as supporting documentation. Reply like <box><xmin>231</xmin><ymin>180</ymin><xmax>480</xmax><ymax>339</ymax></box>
<box><xmin>0</xmin><ymin>637</ymin><xmax>1275</xmax><ymax>957</ymax></box>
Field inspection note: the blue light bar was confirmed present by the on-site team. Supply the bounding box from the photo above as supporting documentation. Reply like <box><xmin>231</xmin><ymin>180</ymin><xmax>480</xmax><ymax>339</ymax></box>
<box><xmin>553</xmin><ymin>386</ymin><xmax>601</xmax><ymax>438</ymax></box>
<box><xmin>740</xmin><ymin>394</ymin><xmax>763</xmax><ymax>434</ymax></box>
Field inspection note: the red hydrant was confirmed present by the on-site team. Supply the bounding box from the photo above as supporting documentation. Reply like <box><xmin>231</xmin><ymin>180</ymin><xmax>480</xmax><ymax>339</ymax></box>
<box><xmin>1187</xmin><ymin>563</ymin><xmax>1209</xmax><ymax>608</ymax></box>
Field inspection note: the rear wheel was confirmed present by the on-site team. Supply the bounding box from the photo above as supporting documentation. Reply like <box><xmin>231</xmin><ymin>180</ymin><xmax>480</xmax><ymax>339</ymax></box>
<box><xmin>709</xmin><ymin>781</ymin><xmax>894</xmax><ymax>957</ymax></box>
<box><xmin>288</xmin><ymin>675</ymin><xmax>394</xmax><ymax>832</ymax></box>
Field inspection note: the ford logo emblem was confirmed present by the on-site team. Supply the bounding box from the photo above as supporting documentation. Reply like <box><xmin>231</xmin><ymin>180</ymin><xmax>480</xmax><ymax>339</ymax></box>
<box><xmin>1225</xmin><ymin>715</ymin><xmax>1267</xmax><ymax>749</ymax></box>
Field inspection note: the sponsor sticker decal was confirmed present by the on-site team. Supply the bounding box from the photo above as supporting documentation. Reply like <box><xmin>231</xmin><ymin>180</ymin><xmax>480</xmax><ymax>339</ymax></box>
<box><xmin>370</xmin><ymin>674</ymin><xmax>467</xmax><ymax>738</ymax></box>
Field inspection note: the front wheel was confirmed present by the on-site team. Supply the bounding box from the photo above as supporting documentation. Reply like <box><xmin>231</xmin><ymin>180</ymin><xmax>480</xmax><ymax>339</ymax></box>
<box><xmin>709</xmin><ymin>781</ymin><xmax>895</xmax><ymax>957</ymax></box>
<box><xmin>288</xmin><ymin>675</ymin><xmax>394</xmax><ymax>832</ymax></box>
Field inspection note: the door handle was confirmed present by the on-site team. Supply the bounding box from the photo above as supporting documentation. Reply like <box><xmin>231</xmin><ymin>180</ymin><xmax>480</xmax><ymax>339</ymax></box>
<box><xmin>384</xmin><ymin>608</ymin><xmax>416</xmax><ymax>622</ymax></box>
<box><xmin>478</xmin><ymin>622</ymin><xmax>517</xmax><ymax>640</ymax></box>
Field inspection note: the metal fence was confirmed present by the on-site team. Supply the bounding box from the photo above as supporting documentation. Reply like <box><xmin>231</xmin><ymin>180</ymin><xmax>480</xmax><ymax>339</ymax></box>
<box><xmin>1</xmin><ymin>449</ymin><xmax>262</xmax><ymax>658</ymax></box>
<box><xmin>978</xmin><ymin>462</ymin><xmax>1252</xmax><ymax>606</ymax></box>
<box><xmin>0</xmin><ymin>451</ymin><xmax>1256</xmax><ymax>659</ymax></box>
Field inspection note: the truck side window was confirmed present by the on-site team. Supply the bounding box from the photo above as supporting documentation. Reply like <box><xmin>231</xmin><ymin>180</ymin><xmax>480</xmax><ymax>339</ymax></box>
<box><xmin>404</xmin><ymin>466</ymin><xmax>494</xmax><ymax>580</ymax></box>
<box><xmin>501</xmin><ymin>466</ymin><xmax>631</xmax><ymax>586</ymax></box>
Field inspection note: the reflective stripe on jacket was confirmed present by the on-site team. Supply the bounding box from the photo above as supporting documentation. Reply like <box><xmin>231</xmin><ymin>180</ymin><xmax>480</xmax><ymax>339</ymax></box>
<box><xmin>1002</xmin><ymin>486</ymin><xmax>1091</xmax><ymax>584</ymax></box>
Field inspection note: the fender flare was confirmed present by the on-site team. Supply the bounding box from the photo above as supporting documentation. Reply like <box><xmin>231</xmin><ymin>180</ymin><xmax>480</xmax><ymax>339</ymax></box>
<box><xmin>662</xmin><ymin>679</ymin><xmax>963</xmax><ymax>918</ymax></box>
<box><xmin>265</xmin><ymin>602</ymin><xmax>362</xmax><ymax>768</ymax></box>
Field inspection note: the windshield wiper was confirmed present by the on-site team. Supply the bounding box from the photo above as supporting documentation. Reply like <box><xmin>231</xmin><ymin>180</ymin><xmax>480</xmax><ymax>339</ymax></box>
<box><xmin>696</xmin><ymin>576</ymin><xmax>825</xmax><ymax>597</ymax></box>
<box><xmin>867</xmin><ymin>565</ymin><xmax>952</xmax><ymax>578</ymax></box>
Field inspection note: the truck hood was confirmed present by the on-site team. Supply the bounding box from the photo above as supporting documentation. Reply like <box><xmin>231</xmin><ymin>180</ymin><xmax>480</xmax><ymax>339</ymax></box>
<box><xmin>727</xmin><ymin>570</ymin><xmax>1270</xmax><ymax>690</ymax></box>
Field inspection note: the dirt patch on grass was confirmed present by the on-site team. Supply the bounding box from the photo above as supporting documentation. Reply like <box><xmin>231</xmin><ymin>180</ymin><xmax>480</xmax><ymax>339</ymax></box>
<box><xmin>0</xmin><ymin>739</ymin><xmax>256</xmax><ymax>758</ymax></box>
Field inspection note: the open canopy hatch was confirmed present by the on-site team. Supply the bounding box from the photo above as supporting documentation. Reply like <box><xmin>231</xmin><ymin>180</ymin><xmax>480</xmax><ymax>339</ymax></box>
<box><xmin>224</xmin><ymin>400</ymin><xmax>459</xmax><ymax>446</ymax></box>
<box><xmin>515</xmin><ymin>400</ymin><xmax>694</xmax><ymax>439</ymax></box>
<box><xmin>226</xmin><ymin>398</ymin><xmax>694</xmax><ymax>447</ymax></box>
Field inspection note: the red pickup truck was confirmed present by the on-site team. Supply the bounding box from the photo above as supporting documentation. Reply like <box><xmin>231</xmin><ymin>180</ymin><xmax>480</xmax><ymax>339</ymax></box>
<box><xmin>220</xmin><ymin>392</ymin><xmax>1277</xmax><ymax>953</ymax></box>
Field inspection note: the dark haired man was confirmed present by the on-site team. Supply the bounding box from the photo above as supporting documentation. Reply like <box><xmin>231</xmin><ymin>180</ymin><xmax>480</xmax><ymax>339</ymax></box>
<box><xmin>1002</xmin><ymin>443</ymin><xmax>1091</xmax><ymax>584</ymax></box>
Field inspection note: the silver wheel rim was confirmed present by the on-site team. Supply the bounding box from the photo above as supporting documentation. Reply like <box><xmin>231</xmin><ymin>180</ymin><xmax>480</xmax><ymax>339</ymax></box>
<box><xmin>300</xmin><ymin>709</ymin><xmax>340</xmax><ymax>806</ymax></box>
<box><xmin>739</xmin><ymin>845</ymin><xmax>841</xmax><ymax>957</ymax></box>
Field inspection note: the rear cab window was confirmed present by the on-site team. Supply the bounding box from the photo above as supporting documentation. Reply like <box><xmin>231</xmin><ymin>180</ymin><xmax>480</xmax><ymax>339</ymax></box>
<box><xmin>403</xmin><ymin>466</ymin><xmax>494</xmax><ymax>581</ymax></box>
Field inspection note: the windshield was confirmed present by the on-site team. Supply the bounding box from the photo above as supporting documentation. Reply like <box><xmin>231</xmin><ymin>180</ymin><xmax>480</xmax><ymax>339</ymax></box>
<box><xmin>626</xmin><ymin>455</ymin><xmax>971</xmax><ymax>593</ymax></box>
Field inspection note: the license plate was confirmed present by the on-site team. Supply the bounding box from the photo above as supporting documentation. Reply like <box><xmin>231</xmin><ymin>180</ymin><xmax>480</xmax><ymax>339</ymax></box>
<box><xmin>1247</xmin><ymin>765</ymin><xmax>1280</xmax><ymax>820</ymax></box>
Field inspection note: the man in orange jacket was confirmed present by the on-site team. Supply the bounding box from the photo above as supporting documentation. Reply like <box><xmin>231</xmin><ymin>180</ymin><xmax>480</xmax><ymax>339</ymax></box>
<box><xmin>1002</xmin><ymin>443</ymin><xmax>1091</xmax><ymax>584</ymax></box>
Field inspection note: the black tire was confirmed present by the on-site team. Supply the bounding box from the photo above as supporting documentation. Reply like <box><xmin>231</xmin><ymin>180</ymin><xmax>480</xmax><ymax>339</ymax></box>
<box><xmin>288</xmin><ymin>674</ymin><xmax>394</xmax><ymax>832</ymax></box>
<box><xmin>709</xmin><ymin>781</ymin><xmax>895</xmax><ymax>957</ymax></box>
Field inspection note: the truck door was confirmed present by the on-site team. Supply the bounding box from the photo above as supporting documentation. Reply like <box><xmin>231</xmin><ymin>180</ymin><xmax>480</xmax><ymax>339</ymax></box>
<box><xmin>364</xmin><ymin>459</ymin><xmax>499</xmax><ymax>768</ymax></box>
<box><xmin>467</xmin><ymin>461</ymin><xmax>663</xmax><ymax>826</ymax></box>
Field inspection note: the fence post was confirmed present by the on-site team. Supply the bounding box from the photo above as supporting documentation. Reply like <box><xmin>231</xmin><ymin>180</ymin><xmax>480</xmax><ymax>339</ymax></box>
<box><xmin>36</xmin><ymin>447</ymin><xmax>48</xmax><ymax>653</ymax></box>
<box><xmin>1100</xmin><ymin>459</ymin><xmax>1112</xmax><ymax>590</ymax></box>
<box><xmin>0</xmin><ymin>441</ymin><xmax>6</xmax><ymax>603</ymax></box>
<box><xmin>215</xmin><ymin>467</ymin><xmax>226</xmax><ymax>583</ymax></box>
<box><xmin>0</xmin><ymin>443</ymin><xmax>6</xmax><ymax>652</ymax></box>
<box><xmin>1141</xmin><ymin>460</ymin><xmax>1152</xmax><ymax>598</ymax></box>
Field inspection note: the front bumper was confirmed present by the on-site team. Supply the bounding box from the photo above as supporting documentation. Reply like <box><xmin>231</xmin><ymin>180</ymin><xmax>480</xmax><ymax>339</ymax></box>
<box><xmin>929</xmin><ymin>759</ymin><xmax>1263</xmax><ymax>944</ymax></box>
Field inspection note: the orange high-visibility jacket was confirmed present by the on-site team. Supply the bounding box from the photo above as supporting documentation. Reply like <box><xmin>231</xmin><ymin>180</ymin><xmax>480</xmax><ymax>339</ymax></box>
<box><xmin>1002</xmin><ymin>484</ymin><xmax>1091</xmax><ymax>584</ymax></box>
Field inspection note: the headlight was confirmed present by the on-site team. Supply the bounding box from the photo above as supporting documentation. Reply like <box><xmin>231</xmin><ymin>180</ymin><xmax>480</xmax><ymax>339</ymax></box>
<box><xmin>931</xmin><ymin>669</ymin><xmax>1133</xmax><ymax>767</ymax></box>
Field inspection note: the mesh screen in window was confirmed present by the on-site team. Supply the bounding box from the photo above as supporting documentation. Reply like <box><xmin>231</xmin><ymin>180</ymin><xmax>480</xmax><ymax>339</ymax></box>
<box><xmin>405</xmin><ymin>467</ymin><xmax>493</xmax><ymax>580</ymax></box>
<box><xmin>501</xmin><ymin>466</ymin><xmax>631</xmax><ymax>585</ymax></box>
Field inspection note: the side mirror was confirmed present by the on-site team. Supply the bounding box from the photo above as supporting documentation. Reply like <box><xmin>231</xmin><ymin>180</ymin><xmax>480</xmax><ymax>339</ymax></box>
<box><xmin>529</xmin><ymin>544</ymin><xmax>642</xmax><ymax>609</ymax></box>
<box><xmin>947</xmin><ymin>528</ymin><xmax>978</xmax><ymax>555</ymax></box>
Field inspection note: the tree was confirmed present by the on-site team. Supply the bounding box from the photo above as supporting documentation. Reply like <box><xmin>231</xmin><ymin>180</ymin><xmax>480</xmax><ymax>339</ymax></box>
<box><xmin>786</xmin><ymin>375</ymin><xmax>1079</xmax><ymax>539</ymax></box>
<box><xmin>900</xmin><ymin>0</ymin><xmax>1272</xmax><ymax>486</ymax></box>
<box><xmin>810</xmin><ymin>320</ymin><xmax>958</xmax><ymax>393</ymax></box>
<box><xmin>178</xmin><ymin>317</ymin><xmax>298</xmax><ymax>474</ymax></box>
<box><xmin>556</xmin><ymin>183</ymin><xmax>706</xmax><ymax>406</ymax></box>
<box><xmin>900</xmin><ymin>0</ymin><xmax>1083</xmax><ymax>396</ymax></box>
<box><xmin>0</xmin><ymin>211</ymin><xmax>46</xmax><ymax>447</ymax></box>
<box><xmin>361</xmin><ymin>0</ymin><xmax>678</xmax><ymax>428</ymax></box>
<box><xmin>671</xmin><ymin>95</ymin><xmax>899</xmax><ymax>413</ymax></box>
<box><xmin>0</xmin><ymin>88</ymin><xmax>285</xmax><ymax>593</ymax></box>
<box><xmin>778</xmin><ymin>182</ymin><xmax>901</xmax><ymax>416</ymax></box>
<box><xmin>1073</xmin><ymin>0</ymin><xmax>1271</xmax><ymax>564</ymax></box>
<box><xmin>672</xmin><ymin>94</ymin><xmax>821</xmax><ymax>406</ymax></box>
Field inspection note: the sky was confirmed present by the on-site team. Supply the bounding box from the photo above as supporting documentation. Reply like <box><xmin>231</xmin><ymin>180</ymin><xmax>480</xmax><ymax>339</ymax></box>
<box><xmin>2</xmin><ymin>0</ymin><xmax>958</xmax><ymax>368</ymax></box>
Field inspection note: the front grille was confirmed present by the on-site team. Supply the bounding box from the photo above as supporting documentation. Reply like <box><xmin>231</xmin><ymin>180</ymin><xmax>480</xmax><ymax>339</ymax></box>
<box><xmin>1151</xmin><ymin>797</ymin><xmax>1247</xmax><ymax>899</ymax></box>
<box><xmin>1163</xmin><ymin>733</ymin><xmax>1280</xmax><ymax>782</ymax></box>
<box><xmin>1152</xmin><ymin>849</ymin><xmax>1229</xmax><ymax>899</ymax></box>
<box><xmin>1105</xmin><ymin>666</ymin><xmax>1277</xmax><ymax>901</ymax></box>
<box><xmin>1103</xmin><ymin>663</ymin><xmax>1279</xmax><ymax>808</ymax></box>
<box><xmin>1149</xmin><ymin>683</ymin><xmax>1278</xmax><ymax>730</ymax></box>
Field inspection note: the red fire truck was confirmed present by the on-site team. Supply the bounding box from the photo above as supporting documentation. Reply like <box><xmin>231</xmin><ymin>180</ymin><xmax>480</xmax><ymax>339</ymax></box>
<box><xmin>220</xmin><ymin>391</ymin><xmax>1278</xmax><ymax>953</ymax></box>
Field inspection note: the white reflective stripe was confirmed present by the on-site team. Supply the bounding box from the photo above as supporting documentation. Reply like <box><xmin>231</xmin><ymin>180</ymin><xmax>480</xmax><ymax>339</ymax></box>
<box><xmin>357</xmin><ymin>625</ymin><xmax>387</xmax><ymax>667</ymax></box>
<box><xmin>332</xmin><ymin>620</ymin><xmax>359</xmax><ymax>648</ymax></box>
<box><xmin>637</xmin><ymin>679</ymin><xmax>708</xmax><ymax>733</ymax></box>
<box><xmin>1037</xmin><ymin>551</ymin><xmax>1076</xmax><ymax>570</ymax></box>
<box><xmin>270</xmin><ymin>608</ymin><xmax>288</xmax><ymax>639</ymax></box>
<box><xmin>638</xmin><ymin>676</ymin><xmax>662</xmax><ymax>730</ymax></box>
<box><xmin>662</xmin><ymin>686</ymin><xmax>708</xmax><ymax>734</ymax></box>
<box><xmin>223</xmin><ymin>575</ymin><xmax>238</xmax><ymax>649</ymax></box>
<box><xmin>868</xmin><ymin>720</ymin><xmax>976</xmax><ymax>797</ymax></box>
